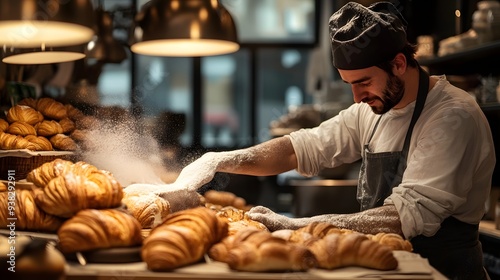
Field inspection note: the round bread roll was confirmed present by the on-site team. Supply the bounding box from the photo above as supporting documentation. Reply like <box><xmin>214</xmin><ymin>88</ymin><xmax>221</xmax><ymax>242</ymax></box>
<box><xmin>7</xmin><ymin>121</ymin><xmax>37</xmax><ymax>136</ymax></box>
<box><xmin>36</xmin><ymin>120</ymin><xmax>64</xmax><ymax>137</ymax></box>
<box><xmin>6</xmin><ymin>105</ymin><xmax>44</xmax><ymax>125</ymax></box>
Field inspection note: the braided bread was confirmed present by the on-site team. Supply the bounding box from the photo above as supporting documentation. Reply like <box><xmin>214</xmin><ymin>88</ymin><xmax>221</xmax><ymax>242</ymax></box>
<box><xmin>35</xmin><ymin>120</ymin><xmax>64</xmax><ymax>137</ymax></box>
<box><xmin>6</xmin><ymin>105</ymin><xmax>44</xmax><ymax>125</ymax></box>
<box><xmin>141</xmin><ymin>207</ymin><xmax>228</xmax><ymax>271</ymax></box>
<box><xmin>34</xmin><ymin>170</ymin><xmax>123</xmax><ymax>218</ymax></box>
<box><xmin>57</xmin><ymin>208</ymin><xmax>143</xmax><ymax>253</ymax></box>
<box><xmin>36</xmin><ymin>98</ymin><xmax>67</xmax><ymax>120</ymax></box>
<box><xmin>7</xmin><ymin>121</ymin><xmax>37</xmax><ymax>136</ymax></box>
<box><xmin>0</xmin><ymin>190</ymin><xmax>63</xmax><ymax>232</ymax></box>
<box><xmin>0</xmin><ymin>119</ymin><xmax>9</xmax><ymax>132</ymax></box>
<box><xmin>50</xmin><ymin>134</ymin><xmax>77</xmax><ymax>151</ymax></box>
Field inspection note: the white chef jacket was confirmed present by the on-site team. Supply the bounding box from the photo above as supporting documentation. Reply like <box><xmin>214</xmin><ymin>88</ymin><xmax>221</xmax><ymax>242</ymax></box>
<box><xmin>287</xmin><ymin>75</ymin><xmax>496</xmax><ymax>239</ymax></box>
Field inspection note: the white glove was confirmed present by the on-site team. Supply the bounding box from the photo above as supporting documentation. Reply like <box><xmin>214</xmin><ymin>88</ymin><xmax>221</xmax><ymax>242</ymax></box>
<box><xmin>174</xmin><ymin>152</ymin><xmax>219</xmax><ymax>191</ymax></box>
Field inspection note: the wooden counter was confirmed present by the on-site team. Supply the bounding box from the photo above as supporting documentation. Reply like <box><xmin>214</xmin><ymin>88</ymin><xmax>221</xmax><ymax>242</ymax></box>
<box><xmin>65</xmin><ymin>251</ymin><xmax>448</xmax><ymax>280</ymax></box>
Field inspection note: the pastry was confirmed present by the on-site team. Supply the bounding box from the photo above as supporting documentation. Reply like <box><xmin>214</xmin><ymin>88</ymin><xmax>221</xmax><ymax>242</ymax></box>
<box><xmin>141</xmin><ymin>207</ymin><xmax>228</xmax><ymax>271</ymax></box>
<box><xmin>0</xmin><ymin>190</ymin><xmax>63</xmax><ymax>232</ymax></box>
<box><xmin>366</xmin><ymin>232</ymin><xmax>413</xmax><ymax>251</ymax></box>
<box><xmin>50</xmin><ymin>134</ymin><xmax>77</xmax><ymax>151</ymax></box>
<box><xmin>26</xmin><ymin>159</ymin><xmax>74</xmax><ymax>188</ymax></box>
<box><xmin>6</xmin><ymin>105</ymin><xmax>44</xmax><ymax>125</ymax></box>
<box><xmin>35</xmin><ymin>120</ymin><xmax>64</xmax><ymax>137</ymax></box>
<box><xmin>203</xmin><ymin>190</ymin><xmax>248</xmax><ymax>210</ymax></box>
<box><xmin>0</xmin><ymin>132</ymin><xmax>31</xmax><ymax>150</ymax></box>
<box><xmin>0</xmin><ymin>119</ymin><xmax>9</xmax><ymax>132</ymax></box>
<box><xmin>122</xmin><ymin>192</ymin><xmax>171</xmax><ymax>229</ymax></box>
<box><xmin>65</xmin><ymin>104</ymin><xmax>84</xmax><ymax>121</ymax></box>
<box><xmin>59</xmin><ymin>118</ymin><xmax>75</xmax><ymax>134</ymax></box>
<box><xmin>7</xmin><ymin>121</ymin><xmax>37</xmax><ymax>136</ymax></box>
<box><xmin>17</xmin><ymin>97</ymin><xmax>38</xmax><ymax>109</ymax></box>
<box><xmin>57</xmin><ymin>208</ymin><xmax>143</xmax><ymax>253</ymax></box>
<box><xmin>36</xmin><ymin>98</ymin><xmax>67</xmax><ymax>120</ymax></box>
<box><xmin>25</xmin><ymin>135</ymin><xmax>53</xmax><ymax>151</ymax></box>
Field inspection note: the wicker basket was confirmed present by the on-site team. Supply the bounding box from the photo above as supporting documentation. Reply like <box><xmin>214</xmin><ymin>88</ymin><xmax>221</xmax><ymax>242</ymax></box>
<box><xmin>0</xmin><ymin>150</ymin><xmax>74</xmax><ymax>180</ymax></box>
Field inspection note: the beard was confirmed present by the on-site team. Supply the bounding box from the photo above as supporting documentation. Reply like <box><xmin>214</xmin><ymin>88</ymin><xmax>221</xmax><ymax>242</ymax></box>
<box><xmin>369</xmin><ymin>74</ymin><xmax>405</xmax><ymax>114</ymax></box>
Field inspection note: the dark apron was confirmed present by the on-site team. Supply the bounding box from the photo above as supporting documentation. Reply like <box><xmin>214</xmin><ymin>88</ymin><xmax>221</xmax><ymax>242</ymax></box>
<box><xmin>357</xmin><ymin>67</ymin><xmax>487</xmax><ymax>280</ymax></box>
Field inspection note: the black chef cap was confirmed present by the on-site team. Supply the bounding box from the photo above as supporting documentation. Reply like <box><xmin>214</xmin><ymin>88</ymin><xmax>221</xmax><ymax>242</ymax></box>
<box><xmin>329</xmin><ymin>1</ymin><xmax>408</xmax><ymax>70</ymax></box>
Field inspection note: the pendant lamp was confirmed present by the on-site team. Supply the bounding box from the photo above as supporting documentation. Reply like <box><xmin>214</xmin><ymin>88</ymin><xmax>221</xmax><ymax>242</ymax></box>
<box><xmin>86</xmin><ymin>8</ymin><xmax>127</xmax><ymax>63</ymax></box>
<box><xmin>131</xmin><ymin>0</ymin><xmax>239</xmax><ymax>57</ymax></box>
<box><xmin>0</xmin><ymin>0</ymin><xmax>95</xmax><ymax>48</ymax></box>
<box><xmin>1</xmin><ymin>45</ymin><xmax>86</xmax><ymax>65</ymax></box>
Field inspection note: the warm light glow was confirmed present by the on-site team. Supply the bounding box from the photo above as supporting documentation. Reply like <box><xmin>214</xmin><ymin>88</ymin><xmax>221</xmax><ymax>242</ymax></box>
<box><xmin>199</xmin><ymin>8</ymin><xmax>208</xmax><ymax>21</ymax></box>
<box><xmin>2</xmin><ymin>51</ymin><xmax>86</xmax><ymax>64</ymax></box>
<box><xmin>0</xmin><ymin>21</ymin><xmax>93</xmax><ymax>48</ymax></box>
<box><xmin>190</xmin><ymin>22</ymin><xmax>201</xmax><ymax>39</ymax></box>
<box><xmin>455</xmin><ymin>10</ymin><xmax>461</xmax><ymax>17</ymax></box>
<box><xmin>171</xmin><ymin>0</ymin><xmax>179</xmax><ymax>10</ymax></box>
<box><xmin>131</xmin><ymin>39</ymin><xmax>240</xmax><ymax>57</ymax></box>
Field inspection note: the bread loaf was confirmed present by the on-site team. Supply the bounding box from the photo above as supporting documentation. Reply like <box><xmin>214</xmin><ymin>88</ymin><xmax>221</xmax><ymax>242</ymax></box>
<box><xmin>141</xmin><ymin>207</ymin><xmax>228</xmax><ymax>271</ymax></box>
<box><xmin>304</xmin><ymin>232</ymin><xmax>398</xmax><ymax>270</ymax></box>
<box><xmin>0</xmin><ymin>190</ymin><xmax>63</xmax><ymax>232</ymax></box>
<box><xmin>57</xmin><ymin>208</ymin><xmax>143</xmax><ymax>253</ymax></box>
<box><xmin>6</xmin><ymin>105</ymin><xmax>43</xmax><ymax>125</ymax></box>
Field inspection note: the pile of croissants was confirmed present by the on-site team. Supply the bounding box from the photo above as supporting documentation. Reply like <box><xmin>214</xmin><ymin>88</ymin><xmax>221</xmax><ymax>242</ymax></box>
<box><xmin>0</xmin><ymin>97</ymin><xmax>92</xmax><ymax>151</ymax></box>
<box><xmin>0</xmin><ymin>158</ymin><xmax>414</xmax><ymax>273</ymax></box>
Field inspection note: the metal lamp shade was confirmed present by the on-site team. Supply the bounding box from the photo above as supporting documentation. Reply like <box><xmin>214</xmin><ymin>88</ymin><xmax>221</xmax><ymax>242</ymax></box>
<box><xmin>131</xmin><ymin>0</ymin><xmax>239</xmax><ymax>57</ymax></box>
<box><xmin>2</xmin><ymin>44</ymin><xmax>86</xmax><ymax>64</ymax></box>
<box><xmin>0</xmin><ymin>0</ymin><xmax>95</xmax><ymax>48</ymax></box>
<box><xmin>86</xmin><ymin>9</ymin><xmax>127</xmax><ymax>63</ymax></box>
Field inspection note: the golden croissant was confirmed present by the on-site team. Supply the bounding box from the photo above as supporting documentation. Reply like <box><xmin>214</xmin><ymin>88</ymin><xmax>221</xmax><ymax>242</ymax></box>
<box><xmin>204</xmin><ymin>190</ymin><xmax>248</xmax><ymax>210</ymax></box>
<box><xmin>57</xmin><ymin>208</ymin><xmax>143</xmax><ymax>253</ymax></box>
<box><xmin>7</xmin><ymin>121</ymin><xmax>37</xmax><ymax>136</ymax></box>
<box><xmin>0</xmin><ymin>119</ymin><xmax>9</xmax><ymax>132</ymax></box>
<box><xmin>0</xmin><ymin>190</ymin><xmax>63</xmax><ymax>232</ymax></box>
<box><xmin>6</xmin><ymin>105</ymin><xmax>44</xmax><ymax>125</ymax></box>
<box><xmin>25</xmin><ymin>135</ymin><xmax>53</xmax><ymax>151</ymax></box>
<box><xmin>33</xmin><ymin>170</ymin><xmax>124</xmax><ymax>218</ymax></box>
<box><xmin>36</xmin><ymin>98</ymin><xmax>67</xmax><ymax>120</ymax></box>
<box><xmin>366</xmin><ymin>232</ymin><xmax>413</xmax><ymax>252</ymax></box>
<box><xmin>0</xmin><ymin>132</ymin><xmax>31</xmax><ymax>150</ymax></box>
<box><xmin>141</xmin><ymin>207</ymin><xmax>228</xmax><ymax>271</ymax></box>
<box><xmin>35</xmin><ymin>120</ymin><xmax>64</xmax><ymax>137</ymax></box>
<box><xmin>59</xmin><ymin>118</ymin><xmax>75</xmax><ymax>134</ymax></box>
<box><xmin>122</xmin><ymin>193</ymin><xmax>171</xmax><ymax>229</ymax></box>
<box><xmin>17</xmin><ymin>97</ymin><xmax>38</xmax><ymax>109</ymax></box>
<box><xmin>50</xmin><ymin>134</ymin><xmax>77</xmax><ymax>151</ymax></box>
<box><xmin>65</xmin><ymin>104</ymin><xmax>84</xmax><ymax>121</ymax></box>
<box><xmin>26</xmin><ymin>158</ymin><xmax>74</xmax><ymax>188</ymax></box>
<box><xmin>305</xmin><ymin>232</ymin><xmax>398</xmax><ymax>270</ymax></box>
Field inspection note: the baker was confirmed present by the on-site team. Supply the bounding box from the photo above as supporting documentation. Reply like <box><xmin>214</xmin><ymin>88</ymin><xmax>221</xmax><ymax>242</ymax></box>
<box><xmin>174</xmin><ymin>2</ymin><xmax>495</xmax><ymax>279</ymax></box>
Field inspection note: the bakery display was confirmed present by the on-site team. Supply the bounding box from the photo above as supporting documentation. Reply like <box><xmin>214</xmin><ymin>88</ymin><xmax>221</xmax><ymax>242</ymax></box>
<box><xmin>0</xmin><ymin>190</ymin><xmax>63</xmax><ymax>232</ymax></box>
<box><xmin>141</xmin><ymin>207</ymin><xmax>228</xmax><ymax>271</ymax></box>
<box><xmin>57</xmin><ymin>208</ymin><xmax>143</xmax><ymax>253</ymax></box>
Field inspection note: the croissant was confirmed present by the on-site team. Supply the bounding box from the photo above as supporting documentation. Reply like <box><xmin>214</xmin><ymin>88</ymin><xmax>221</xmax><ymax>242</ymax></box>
<box><xmin>25</xmin><ymin>135</ymin><xmax>53</xmax><ymax>151</ymax></box>
<box><xmin>304</xmin><ymin>232</ymin><xmax>398</xmax><ymax>270</ymax></box>
<box><xmin>0</xmin><ymin>119</ymin><xmax>9</xmax><ymax>132</ymax></box>
<box><xmin>0</xmin><ymin>190</ymin><xmax>63</xmax><ymax>232</ymax></box>
<box><xmin>141</xmin><ymin>207</ymin><xmax>228</xmax><ymax>271</ymax></box>
<box><xmin>204</xmin><ymin>190</ymin><xmax>248</xmax><ymax>210</ymax></box>
<box><xmin>36</xmin><ymin>98</ymin><xmax>67</xmax><ymax>120</ymax></box>
<box><xmin>35</xmin><ymin>120</ymin><xmax>64</xmax><ymax>137</ymax></box>
<box><xmin>366</xmin><ymin>232</ymin><xmax>413</xmax><ymax>252</ymax></box>
<box><xmin>57</xmin><ymin>208</ymin><xmax>143</xmax><ymax>253</ymax></box>
<box><xmin>6</xmin><ymin>105</ymin><xmax>44</xmax><ymax>125</ymax></box>
<box><xmin>65</xmin><ymin>104</ymin><xmax>84</xmax><ymax>121</ymax></box>
<box><xmin>59</xmin><ymin>118</ymin><xmax>75</xmax><ymax>134</ymax></box>
<box><xmin>17</xmin><ymin>97</ymin><xmax>38</xmax><ymax>109</ymax></box>
<box><xmin>295</xmin><ymin>221</ymin><xmax>351</xmax><ymax>238</ymax></box>
<box><xmin>0</xmin><ymin>132</ymin><xmax>31</xmax><ymax>150</ymax></box>
<box><xmin>122</xmin><ymin>192</ymin><xmax>171</xmax><ymax>229</ymax></box>
<box><xmin>7</xmin><ymin>121</ymin><xmax>37</xmax><ymax>136</ymax></box>
<box><xmin>211</xmin><ymin>228</ymin><xmax>317</xmax><ymax>272</ymax></box>
<box><xmin>34</xmin><ymin>170</ymin><xmax>124</xmax><ymax>218</ymax></box>
<box><xmin>50</xmin><ymin>134</ymin><xmax>77</xmax><ymax>151</ymax></box>
<box><xmin>26</xmin><ymin>158</ymin><xmax>74</xmax><ymax>188</ymax></box>
<box><xmin>76</xmin><ymin>115</ymin><xmax>98</xmax><ymax>130</ymax></box>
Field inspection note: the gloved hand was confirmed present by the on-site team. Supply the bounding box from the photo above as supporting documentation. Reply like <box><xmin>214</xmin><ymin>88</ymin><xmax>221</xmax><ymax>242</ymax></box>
<box><xmin>174</xmin><ymin>152</ymin><xmax>219</xmax><ymax>191</ymax></box>
<box><xmin>246</xmin><ymin>206</ymin><xmax>298</xmax><ymax>232</ymax></box>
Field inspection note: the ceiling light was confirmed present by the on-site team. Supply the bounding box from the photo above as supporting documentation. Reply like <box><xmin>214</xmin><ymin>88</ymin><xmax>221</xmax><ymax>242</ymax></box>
<box><xmin>2</xmin><ymin>45</ymin><xmax>86</xmax><ymax>65</ymax></box>
<box><xmin>131</xmin><ymin>0</ymin><xmax>239</xmax><ymax>57</ymax></box>
<box><xmin>86</xmin><ymin>8</ymin><xmax>127</xmax><ymax>63</ymax></box>
<box><xmin>0</xmin><ymin>0</ymin><xmax>95</xmax><ymax>48</ymax></box>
